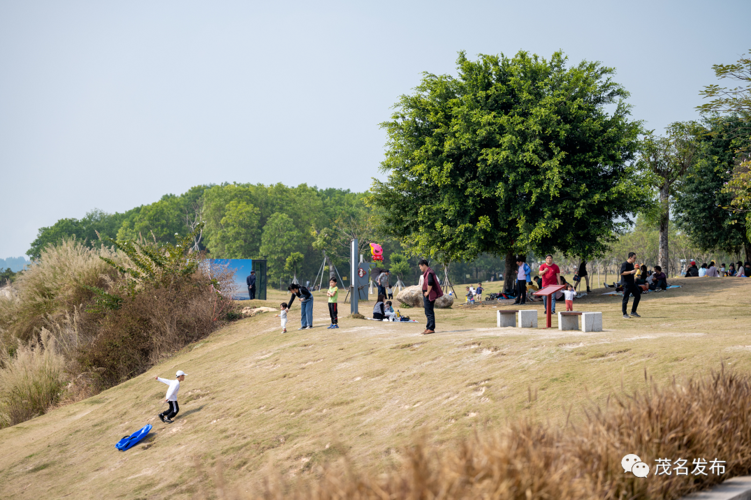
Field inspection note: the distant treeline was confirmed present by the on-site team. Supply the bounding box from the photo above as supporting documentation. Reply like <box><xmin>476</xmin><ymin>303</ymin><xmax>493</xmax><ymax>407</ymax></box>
<box><xmin>27</xmin><ymin>183</ymin><xmax>507</xmax><ymax>288</ymax></box>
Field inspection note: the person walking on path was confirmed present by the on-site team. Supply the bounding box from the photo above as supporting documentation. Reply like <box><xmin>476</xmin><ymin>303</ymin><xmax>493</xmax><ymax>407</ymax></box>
<box><xmin>539</xmin><ymin>255</ymin><xmax>561</xmax><ymax>315</ymax></box>
<box><xmin>418</xmin><ymin>260</ymin><xmax>443</xmax><ymax>335</ymax></box>
<box><xmin>156</xmin><ymin>370</ymin><xmax>186</xmax><ymax>424</ymax></box>
<box><xmin>246</xmin><ymin>270</ymin><xmax>256</xmax><ymax>300</ymax></box>
<box><xmin>513</xmin><ymin>256</ymin><xmax>532</xmax><ymax>305</ymax></box>
<box><xmin>575</xmin><ymin>260</ymin><xmax>591</xmax><ymax>293</ymax></box>
<box><xmin>620</xmin><ymin>252</ymin><xmax>641</xmax><ymax>319</ymax></box>
<box><xmin>326</xmin><ymin>278</ymin><xmax>339</xmax><ymax>329</ymax></box>
<box><xmin>288</xmin><ymin>284</ymin><xmax>314</xmax><ymax>330</ymax></box>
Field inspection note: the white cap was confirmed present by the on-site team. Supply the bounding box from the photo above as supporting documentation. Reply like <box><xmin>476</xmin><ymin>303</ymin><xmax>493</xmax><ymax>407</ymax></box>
<box><xmin>176</xmin><ymin>370</ymin><xmax>187</xmax><ymax>377</ymax></box>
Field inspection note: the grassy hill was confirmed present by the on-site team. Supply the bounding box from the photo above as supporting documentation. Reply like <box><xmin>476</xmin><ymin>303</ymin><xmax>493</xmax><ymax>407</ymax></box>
<box><xmin>1</xmin><ymin>277</ymin><xmax>749</xmax><ymax>499</ymax></box>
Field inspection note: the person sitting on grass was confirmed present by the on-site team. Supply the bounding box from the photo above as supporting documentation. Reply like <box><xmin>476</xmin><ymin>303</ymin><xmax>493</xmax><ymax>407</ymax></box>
<box><xmin>706</xmin><ymin>261</ymin><xmax>719</xmax><ymax>277</ymax></box>
<box><xmin>698</xmin><ymin>263</ymin><xmax>708</xmax><ymax>277</ymax></box>
<box><xmin>651</xmin><ymin>266</ymin><xmax>668</xmax><ymax>290</ymax></box>
<box><xmin>465</xmin><ymin>287</ymin><xmax>474</xmax><ymax>304</ymax></box>
<box><xmin>373</xmin><ymin>294</ymin><xmax>386</xmax><ymax>320</ymax></box>
<box><xmin>635</xmin><ymin>264</ymin><xmax>648</xmax><ymax>285</ymax></box>
<box><xmin>745</xmin><ymin>261</ymin><xmax>751</xmax><ymax>278</ymax></box>
<box><xmin>728</xmin><ymin>263</ymin><xmax>736</xmax><ymax>276</ymax></box>
<box><xmin>385</xmin><ymin>300</ymin><xmax>397</xmax><ymax>321</ymax></box>
<box><xmin>736</xmin><ymin>261</ymin><xmax>746</xmax><ymax>277</ymax></box>
<box><xmin>685</xmin><ymin>261</ymin><xmax>699</xmax><ymax>277</ymax></box>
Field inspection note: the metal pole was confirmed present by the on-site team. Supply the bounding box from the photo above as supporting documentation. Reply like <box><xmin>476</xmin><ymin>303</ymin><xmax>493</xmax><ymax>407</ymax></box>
<box><xmin>351</xmin><ymin>238</ymin><xmax>358</xmax><ymax>315</ymax></box>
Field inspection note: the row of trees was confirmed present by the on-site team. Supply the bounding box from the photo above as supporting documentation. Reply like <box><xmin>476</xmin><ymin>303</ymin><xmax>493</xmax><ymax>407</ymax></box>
<box><xmin>371</xmin><ymin>50</ymin><xmax>751</xmax><ymax>290</ymax></box>
<box><xmin>27</xmin><ymin>51</ymin><xmax>751</xmax><ymax>289</ymax></box>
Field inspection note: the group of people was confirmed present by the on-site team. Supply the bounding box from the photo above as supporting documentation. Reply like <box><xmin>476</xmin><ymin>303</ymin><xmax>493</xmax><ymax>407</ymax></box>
<box><xmin>684</xmin><ymin>260</ymin><xmax>750</xmax><ymax>278</ymax></box>
<box><xmin>464</xmin><ymin>283</ymin><xmax>484</xmax><ymax>303</ymax></box>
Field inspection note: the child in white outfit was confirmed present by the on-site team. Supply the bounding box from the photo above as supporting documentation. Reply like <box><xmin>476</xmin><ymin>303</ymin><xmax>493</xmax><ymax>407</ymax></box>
<box><xmin>563</xmin><ymin>285</ymin><xmax>576</xmax><ymax>311</ymax></box>
<box><xmin>156</xmin><ymin>370</ymin><xmax>186</xmax><ymax>423</ymax></box>
<box><xmin>275</xmin><ymin>302</ymin><xmax>288</xmax><ymax>333</ymax></box>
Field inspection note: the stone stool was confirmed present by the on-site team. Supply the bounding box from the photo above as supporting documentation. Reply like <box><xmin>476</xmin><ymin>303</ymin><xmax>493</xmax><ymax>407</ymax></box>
<box><xmin>497</xmin><ymin>309</ymin><xmax>518</xmax><ymax>327</ymax></box>
<box><xmin>581</xmin><ymin>312</ymin><xmax>603</xmax><ymax>332</ymax></box>
<box><xmin>518</xmin><ymin>310</ymin><xmax>538</xmax><ymax>328</ymax></box>
<box><xmin>558</xmin><ymin>312</ymin><xmax>582</xmax><ymax>331</ymax></box>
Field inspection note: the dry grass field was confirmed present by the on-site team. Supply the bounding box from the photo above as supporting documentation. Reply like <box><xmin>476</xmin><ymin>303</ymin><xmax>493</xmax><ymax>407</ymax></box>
<box><xmin>0</xmin><ymin>276</ymin><xmax>749</xmax><ymax>499</ymax></box>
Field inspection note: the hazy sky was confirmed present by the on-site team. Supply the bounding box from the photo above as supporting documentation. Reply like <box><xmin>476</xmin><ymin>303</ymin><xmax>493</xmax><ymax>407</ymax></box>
<box><xmin>1</xmin><ymin>0</ymin><xmax>749</xmax><ymax>257</ymax></box>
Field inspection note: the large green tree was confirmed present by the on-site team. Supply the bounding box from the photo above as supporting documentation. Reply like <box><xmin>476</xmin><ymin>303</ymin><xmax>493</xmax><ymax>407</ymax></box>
<box><xmin>698</xmin><ymin>50</ymin><xmax>751</xmax><ymax>226</ymax></box>
<box><xmin>371</xmin><ymin>51</ymin><xmax>645</xmax><ymax>292</ymax></box>
<box><xmin>637</xmin><ymin>122</ymin><xmax>700</xmax><ymax>275</ymax></box>
<box><xmin>674</xmin><ymin>116</ymin><xmax>751</xmax><ymax>259</ymax></box>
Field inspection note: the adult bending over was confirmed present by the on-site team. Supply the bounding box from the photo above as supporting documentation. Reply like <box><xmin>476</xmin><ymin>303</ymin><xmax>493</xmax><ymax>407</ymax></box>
<box><xmin>418</xmin><ymin>260</ymin><xmax>443</xmax><ymax>335</ymax></box>
<box><xmin>288</xmin><ymin>284</ymin><xmax>314</xmax><ymax>330</ymax></box>
<box><xmin>621</xmin><ymin>252</ymin><xmax>641</xmax><ymax>319</ymax></box>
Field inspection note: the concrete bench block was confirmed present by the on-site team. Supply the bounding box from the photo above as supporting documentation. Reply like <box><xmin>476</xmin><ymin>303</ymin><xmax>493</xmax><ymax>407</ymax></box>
<box><xmin>558</xmin><ymin>312</ymin><xmax>580</xmax><ymax>331</ymax></box>
<box><xmin>518</xmin><ymin>310</ymin><xmax>537</xmax><ymax>328</ymax></box>
<box><xmin>497</xmin><ymin>310</ymin><xmax>516</xmax><ymax>328</ymax></box>
<box><xmin>581</xmin><ymin>312</ymin><xmax>602</xmax><ymax>332</ymax></box>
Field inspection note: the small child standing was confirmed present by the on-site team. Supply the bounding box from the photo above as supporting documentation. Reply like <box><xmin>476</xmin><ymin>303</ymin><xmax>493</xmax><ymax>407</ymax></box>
<box><xmin>563</xmin><ymin>284</ymin><xmax>576</xmax><ymax>312</ymax></box>
<box><xmin>275</xmin><ymin>303</ymin><xmax>288</xmax><ymax>333</ymax></box>
<box><xmin>156</xmin><ymin>370</ymin><xmax>186</xmax><ymax>424</ymax></box>
<box><xmin>326</xmin><ymin>278</ymin><xmax>339</xmax><ymax>329</ymax></box>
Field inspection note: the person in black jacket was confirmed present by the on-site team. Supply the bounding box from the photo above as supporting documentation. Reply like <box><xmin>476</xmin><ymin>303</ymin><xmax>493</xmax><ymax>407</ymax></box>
<box><xmin>288</xmin><ymin>284</ymin><xmax>314</xmax><ymax>330</ymax></box>
<box><xmin>620</xmin><ymin>252</ymin><xmax>641</xmax><ymax>319</ymax></box>
<box><xmin>246</xmin><ymin>271</ymin><xmax>256</xmax><ymax>300</ymax></box>
<box><xmin>685</xmin><ymin>261</ymin><xmax>699</xmax><ymax>277</ymax></box>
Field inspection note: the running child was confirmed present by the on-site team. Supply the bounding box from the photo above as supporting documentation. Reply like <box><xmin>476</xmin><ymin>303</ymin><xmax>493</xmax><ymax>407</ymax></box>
<box><xmin>326</xmin><ymin>278</ymin><xmax>339</xmax><ymax>329</ymax></box>
<box><xmin>275</xmin><ymin>302</ymin><xmax>288</xmax><ymax>333</ymax></box>
<box><xmin>563</xmin><ymin>284</ymin><xmax>576</xmax><ymax>311</ymax></box>
<box><xmin>155</xmin><ymin>370</ymin><xmax>186</xmax><ymax>424</ymax></box>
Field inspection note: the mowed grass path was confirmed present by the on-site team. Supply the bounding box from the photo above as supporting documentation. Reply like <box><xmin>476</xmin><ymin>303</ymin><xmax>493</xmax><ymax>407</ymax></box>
<box><xmin>0</xmin><ymin>277</ymin><xmax>749</xmax><ymax>499</ymax></box>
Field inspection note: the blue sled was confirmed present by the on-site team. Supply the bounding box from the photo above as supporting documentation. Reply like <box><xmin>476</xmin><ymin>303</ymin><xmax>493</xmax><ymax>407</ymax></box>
<box><xmin>116</xmin><ymin>424</ymin><xmax>152</xmax><ymax>451</ymax></box>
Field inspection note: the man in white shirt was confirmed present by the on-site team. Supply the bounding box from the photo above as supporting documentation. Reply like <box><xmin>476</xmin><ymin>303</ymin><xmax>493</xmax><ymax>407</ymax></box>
<box><xmin>156</xmin><ymin>370</ymin><xmax>186</xmax><ymax>423</ymax></box>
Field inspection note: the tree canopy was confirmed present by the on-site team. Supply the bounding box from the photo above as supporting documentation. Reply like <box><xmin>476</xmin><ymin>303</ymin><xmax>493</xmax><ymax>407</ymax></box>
<box><xmin>371</xmin><ymin>51</ymin><xmax>646</xmax><ymax>289</ymax></box>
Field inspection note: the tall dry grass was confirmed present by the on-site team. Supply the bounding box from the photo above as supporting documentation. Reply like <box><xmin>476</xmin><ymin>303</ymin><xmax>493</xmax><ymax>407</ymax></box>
<box><xmin>0</xmin><ymin>238</ymin><xmax>118</xmax><ymax>345</ymax></box>
<box><xmin>0</xmin><ymin>238</ymin><xmax>232</xmax><ymax>426</ymax></box>
<box><xmin>198</xmin><ymin>368</ymin><xmax>750</xmax><ymax>500</ymax></box>
<box><xmin>0</xmin><ymin>332</ymin><xmax>67</xmax><ymax>427</ymax></box>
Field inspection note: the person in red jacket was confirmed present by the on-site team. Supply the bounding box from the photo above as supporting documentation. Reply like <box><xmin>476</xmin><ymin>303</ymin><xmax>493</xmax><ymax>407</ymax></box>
<box><xmin>539</xmin><ymin>254</ymin><xmax>561</xmax><ymax>314</ymax></box>
<box><xmin>418</xmin><ymin>260</ymin><xmax>443</xmax><ymax>335</ymax></box>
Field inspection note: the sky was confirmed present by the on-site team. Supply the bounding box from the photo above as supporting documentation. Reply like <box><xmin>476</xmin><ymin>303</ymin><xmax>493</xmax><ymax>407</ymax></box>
<box><xmin>1</xmin><ymin>0</ymin><xmax>749</xmax><ymax>258</ymax></box>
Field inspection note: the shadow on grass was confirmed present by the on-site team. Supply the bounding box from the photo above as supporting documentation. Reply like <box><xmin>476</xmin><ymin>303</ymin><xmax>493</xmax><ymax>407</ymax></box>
<box><xmin>177</xmin><ymin>405</ymin><xmax>206</xmax><ymax>419</ymax></box>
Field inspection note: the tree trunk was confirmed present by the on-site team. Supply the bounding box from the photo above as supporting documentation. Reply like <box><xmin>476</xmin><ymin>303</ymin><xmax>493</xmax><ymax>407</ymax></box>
<box><xmin>745</xmin><ymin>240</ymin><xmax>751</xmax><ymax>264</ymax></box>
<box><xmin>658</xmin><ymin>184</ymin><xmax>670</xmax><ymax>275</ymax></box>
<box><xmin>503</xmin><ymin>251</ymin><xmax>515</xmax><ymax>293</ymax></box>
